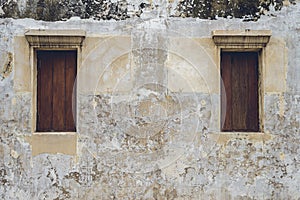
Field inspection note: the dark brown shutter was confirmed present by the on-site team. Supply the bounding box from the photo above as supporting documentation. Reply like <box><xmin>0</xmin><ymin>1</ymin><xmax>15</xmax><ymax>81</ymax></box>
<box><xmin>37</xmin><ymin>52</ymin><xmax>53</xmax><ymax>131</ymax></box>
<box><xmin>37</xmin><ymin>51</ymin><xmax>77</xmax><ymax>132</ymax></box>
<box><xmin>65</xmin><ymin>52</ymin><xmax>77</xmax><ymax>131</ymax></box>
<box><xmin>221</xmin><ymin>52</ymin><xmax>259</xmax><ymax>132</ymax></box>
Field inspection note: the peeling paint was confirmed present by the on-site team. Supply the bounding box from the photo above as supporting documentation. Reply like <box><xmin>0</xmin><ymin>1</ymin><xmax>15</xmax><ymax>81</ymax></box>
<box><xmin>1</xmin><ymin>52</ymin><xmax>12</xmax><ymax>80</ymax></box>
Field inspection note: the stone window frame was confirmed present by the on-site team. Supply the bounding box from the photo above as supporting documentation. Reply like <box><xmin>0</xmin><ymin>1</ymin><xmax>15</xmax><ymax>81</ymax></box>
<box><xmin>212</xmin><ymin>30</ymin><xmax>271</xmax><ymax>135</ymax></box>
<box><xmin>25</xmin><ymin>29</ymin><xmax>85</xmax><ymax>156</ymax></box>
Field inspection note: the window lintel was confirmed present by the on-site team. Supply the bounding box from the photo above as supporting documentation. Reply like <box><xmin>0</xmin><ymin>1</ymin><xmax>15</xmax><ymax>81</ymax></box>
<box><xmin>212</xmin><ymin>30</ymin><xmax>271</xmax><ymax>48</ymax></box>
<box><xmin>25</xmin><ymin>29</ymin><xmax>86</xmax><ymax>47</ymax></box>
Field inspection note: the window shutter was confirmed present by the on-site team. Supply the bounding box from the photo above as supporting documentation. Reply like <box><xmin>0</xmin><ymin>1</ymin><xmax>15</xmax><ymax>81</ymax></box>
<box><xmin>37</xmin><ymin>51</ymin><xmax>76</xmax><ymax>132</ymax></box>
<box><xmin>65</xmin><ymin>51</ymin><xmax>77</xmax><ymax>131</ymax></box>
<box><xmin>221</xmin><ymin>52</ymin><xmax>259</xmax><ymax>132</ymax></box>
<box><xmin>37</xmin><ymin>52</ymin><xmax>53</xmax><ymax>131</ymax></box>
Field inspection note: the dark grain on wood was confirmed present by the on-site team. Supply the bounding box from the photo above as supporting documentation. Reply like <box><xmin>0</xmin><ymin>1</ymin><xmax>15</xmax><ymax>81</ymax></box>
<box><xmin>37</xmin><ymin>51</ymin><xmax>76</xmax><ymax>132</ymax></box>
<box><xmin>221</xmin><ymin>53</ymin><xmax>232</xmax><ymax>131</ymax></box>
<box><xmin>37</xmin><ymin>52</ymin><xmax>53</xmax><ymax>131</ymax></box>
<box><xmin>65</xmin><ymin>51</ymin><xmax>77</xmax><ymax>131</ymax></box>
<box><xmin>221</xmin><ymin>52</ymin><xmax>259</xmax><ymax>132</ymax></box>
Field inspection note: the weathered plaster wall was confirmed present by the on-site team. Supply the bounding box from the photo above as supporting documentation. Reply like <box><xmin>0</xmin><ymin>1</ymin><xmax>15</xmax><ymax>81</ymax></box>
<box><xmin>0</xmin><ymin>1</ymin><xmax>299</xmax><ymax>200</ymax></box>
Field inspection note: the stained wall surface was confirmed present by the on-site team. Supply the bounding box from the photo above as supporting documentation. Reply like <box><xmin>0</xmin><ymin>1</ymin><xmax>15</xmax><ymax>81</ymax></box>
<box><xmin>0</xmin><ymin>1</ymin><xmax>299</xmax><ymax>199</ymax></box>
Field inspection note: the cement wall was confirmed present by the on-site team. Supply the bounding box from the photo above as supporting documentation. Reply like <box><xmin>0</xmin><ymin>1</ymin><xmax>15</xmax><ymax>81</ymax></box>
<box><xmin>0</xmin><ymin>1</ymin><xmax>299</xmax><ymax>199</ymax></box>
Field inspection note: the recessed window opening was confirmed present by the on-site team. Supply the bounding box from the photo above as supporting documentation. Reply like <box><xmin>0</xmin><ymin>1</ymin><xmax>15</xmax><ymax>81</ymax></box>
<box><xmin>36</xmin><ymin>50</ymin><xmax>77</xmax><ymax>132</ymax></box>
<box><xmin>221</xmin><ymin>51</ymin><xmax>259</xmax><ymax>132</ymax></box>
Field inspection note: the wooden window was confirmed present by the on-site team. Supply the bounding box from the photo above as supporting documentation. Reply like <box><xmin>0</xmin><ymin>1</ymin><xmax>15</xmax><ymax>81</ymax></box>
<box><xmin>36</xmin><ymin>50</ymin><xmax>77</xmax><ymax>132</ymax></box>
<box><xmin>221</xmin><ymin>52</ymin><xmax>259</xmax><ymax>132</ymax></box>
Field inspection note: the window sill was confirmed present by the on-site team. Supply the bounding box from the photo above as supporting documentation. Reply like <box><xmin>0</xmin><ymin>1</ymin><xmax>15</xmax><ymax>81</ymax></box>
<box><xmin>26</xmin><ymin>132</ymin><xmax>77</xmax><ymax>156</ymax></box>
<box><xmin>208</xmin><ymin>131</ymin><xmax>272</xmax><ymax>144</ymax></box>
